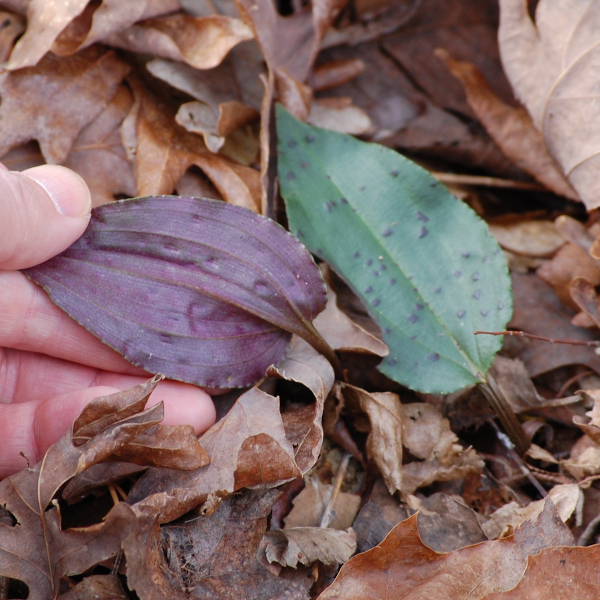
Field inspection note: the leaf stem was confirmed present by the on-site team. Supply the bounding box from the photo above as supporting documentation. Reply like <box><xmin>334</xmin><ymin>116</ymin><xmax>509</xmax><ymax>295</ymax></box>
<box><xmin>480</xmin><ymin>373</ymin><xmax>530</xmax><ymax>456</ymax></box>
<box><xmin>475</xmin><ymin>330</ymin><xmax>600</xmax><ymax>347</ymax></box>
<box><xmin>300</xmin><ymin>320</ymin><xmax>344</xmax><ymax>380</ymax></box>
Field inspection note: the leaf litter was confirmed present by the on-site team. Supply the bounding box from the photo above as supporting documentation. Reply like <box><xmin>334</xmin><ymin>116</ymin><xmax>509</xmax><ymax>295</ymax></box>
<box><xmin>5</xmin><ymin>0</ymin><xmax>600</xmax><ymax>597</ymax></box>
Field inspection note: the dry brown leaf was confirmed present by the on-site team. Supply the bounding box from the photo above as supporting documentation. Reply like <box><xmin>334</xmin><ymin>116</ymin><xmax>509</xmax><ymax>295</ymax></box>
<box><xmin>437</xmin><ymin>49</ymin><xmax>579</xmax><ymax>200</ymax></box>
<box><xmin>307</xmin><ymin>97</ymin><xmax>372</xmax><ymax>135</ymax></box>
<box><xmin>400</xmin><ymin>402</ymin><xmax>484</xmax><ymax>495</ymax></box>
<box><xmin>126</xmin><ymin>75</ymin><xmax>261</xmax><ymax>211</ymax></box>
<box><xmin>341</xmin><ymin>385</ymin><xmax>403</xmax><ymax>494</ymax></box>
<box><xmin>284</xmin><ymin>475</ymin><xmax>361</xmax><ymax>531</ymax></box>
<box><xmin>498</xmin><ymin>0</ymin><xmax>600</xmax><ymax>210</ymax></box>
<box><xmin>0</xmin><ymin>46</ymin><xmax>130</xmax><ymax>164</ymax></box>
<box><xmin>128</xmin><ymin>386</ymin><xmax>303</xmax><ymax>523</ymax></box>
<box><xmin>0</xmin><ymin>9</ymin><xmax>24</xmax><ymax>62</ymax></box>
<box><xmin>313</xmin><ymin>274</ymin><xmax>388</xmax><ymax>357</ymax></box>
<box><xmin>537</xmin><ymin>243</ymin><xmax>600</xmax><ymax>312</ymax></box>
<box><xmin>319</xmin><ymin>500</ymin><xmax>574</xmax><ymax>600</ymax></box>
<box><xmin>57</xmin><ymin>574</ymin><xmax>129</xmax><ymax>600</ymax></box>
<box><xmin>510</xmin><ymin>273</ymin><xmax>600</xmax><ymax>377</ymax></box>
<box><xmin>482</xmin><ymin>545</ymin><xmax>600</xmax><ymax>599</ymax></box>
<box><xmin>268</xmin><ymin>336</ymin><xmax>334</xmax><ymax>473</ymax></box>
<box><xmin>487</xmin><ymin>355</ymin><xmax>542</xmax><ymax>413</ymax></box>
<box><xmin>490</xmin><ymin>220</ymin><xmax>565</xmax><ymax>258</ymax></box>
<box><xmin>106</xmin><ymin>13</ymin><xmax>253</xmax><ymax>70</ymax></box>
<box><xmin>482</xmin><ymin>484</ymin><xmax>580</xmax><ymax>540</ymax></box>
<box><xmin>125</xmin><ymin>490</ymin><xmax>313</xmax><ymax>600</ymax></box>
<box><xmin>352</xmin><ymin>478</ymin><xmax>407</xmax><ymax>553</ymax></box>
<box><xmin>570</xmin><ymin>277</ymin><xmax>600</xmax><ymax>329</ymax></box>
<box><xmin>264</xmin><ymin>527</ymin><xmax>356</xmax><ymax>567</ymax></box>
<box><xmin>0</xmin><ymin>377</ymin><xmax>197</xmax><ymax>598</ymax></box>
<box><xmin>64</xmin><ymin>84</ymin><xmax>136</xmax><ymax>206</ymax></box>
<box><xmin>418</xmin><ymin>493</ymin><xmax>488</xmax><ymax>552</ymax></box>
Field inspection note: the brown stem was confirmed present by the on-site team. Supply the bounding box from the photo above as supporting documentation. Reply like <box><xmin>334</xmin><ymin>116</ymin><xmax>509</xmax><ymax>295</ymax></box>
<box><xmin>301</xmin><ymin>320</ymin><xmax>344</xmax><ymax>380</ymax></box>
<box><xmin>475</xmin><ymin>330</ymin><xmax>600</xmax><ymax>347</ymax></box>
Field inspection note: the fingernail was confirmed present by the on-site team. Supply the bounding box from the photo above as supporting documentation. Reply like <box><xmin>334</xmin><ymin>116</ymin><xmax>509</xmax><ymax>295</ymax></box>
<box><xmin>23</xmin><ymin>165</ymin><xmax>92</xmax><ymax>218</ymax></box>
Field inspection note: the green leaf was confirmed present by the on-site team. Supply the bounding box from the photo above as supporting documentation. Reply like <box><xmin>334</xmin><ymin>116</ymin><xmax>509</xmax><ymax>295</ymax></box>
<box><xmin>276</xmin><ymin>105</ymin><xmax>512</xmax><ymax>394</ymax></box>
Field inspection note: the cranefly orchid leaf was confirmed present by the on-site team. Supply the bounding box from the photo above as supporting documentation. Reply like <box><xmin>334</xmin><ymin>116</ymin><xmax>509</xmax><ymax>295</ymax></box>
<box><xmin>25</xmin><ymin>196</ymin><xmax>328</xmax><ymax>388</ymax></box>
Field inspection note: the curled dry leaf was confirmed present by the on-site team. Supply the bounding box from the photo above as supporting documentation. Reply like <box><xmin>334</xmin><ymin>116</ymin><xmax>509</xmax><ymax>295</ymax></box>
<box><xmin>490</xmin><ymin>220</ymin><xmax>565</xmax><ymax>259</ymax></box>
<box><xmin>570</xmin><ymin>277</ymin><xmax>600</xmax><ymax>329</ymax></box>
<box><xmin>268</xmin><ymin>336</ymin><xmax>334</xmax><ymax>473</ymax></box>
<box><xmin>106</xmin><ymin>13</ymin><xmax>253</xmax><ymax>70</ymax></box>
<box><xmin>340</xmin><ymin>384</ymin><xmax>403</xmax><ymax>494</ymax></box>
<box><xmin>25</xmin><ymin>195</ymin><xmax>328</xmax><ymax>389</ymax></box>
<box><xmin>0</xmin><ymin>46</ymin><xmax>130</xmax><ymax>164</ymax></box>
<box><xmin>498</xmin><ymin>0</ymin><xmax>600</xmax><ymax>210</ymax></box>
<box><xmin>126</xmin><ymin>75</ymin><xmax>262</xmax><ymax>211</ymax></box>
<box><xmin>0</xmin><ymin>377</ymin><xmax>200</xmax><ymax>599</ymax></box>
<box><xmin>264</xmin><ymin>527</ymin><xmax>357</xmax><ymax>567</ymax></box>
<box><xmin>400</xmin><ymin>402</ymin><xmax>484</xmax><ymax>495</ymax></box>
<box><xmin>436</xmin><ymin>49</ymin><xmax>578</xmax><ymax>200</ymax></box>
<box><xmin>128</xmin><ymin>387</ymin><xmax>303</xmax><ymax>523</ymax></box>
<box><xmin>482</xmin><ymin>483</ymin><xmax>580</xmax><ymax>540</ymax></box>
<box><xmin>319</xmin><ymin>500</ymin><xmax>574</xmax><ymax>600</ymax></box>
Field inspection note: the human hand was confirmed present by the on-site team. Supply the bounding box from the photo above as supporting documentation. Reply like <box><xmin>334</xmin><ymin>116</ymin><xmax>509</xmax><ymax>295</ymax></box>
<box><xmin>0</xmin><ymin>163</ymin><xmax>216</xmax><ymax>478</ymax></box>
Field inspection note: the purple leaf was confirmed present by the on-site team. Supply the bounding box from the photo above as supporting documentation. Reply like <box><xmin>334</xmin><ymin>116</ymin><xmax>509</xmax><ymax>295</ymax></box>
<box><xmin>24</xmin><ymin>196</ymin><xmax>328</xmax><ymax>388</ymax></box>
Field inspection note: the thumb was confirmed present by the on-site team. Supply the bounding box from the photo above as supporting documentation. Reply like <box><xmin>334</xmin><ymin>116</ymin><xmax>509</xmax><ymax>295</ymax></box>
<box><xmin>0</xmin><ymin>164</ymin><xmax>92</xmax><ymax>270</ymax></box>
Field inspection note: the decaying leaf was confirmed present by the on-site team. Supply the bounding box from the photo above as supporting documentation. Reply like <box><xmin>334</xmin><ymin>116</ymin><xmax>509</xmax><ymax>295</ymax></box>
<box><xmin>490</xmin><ymin>220</ymin><xmax>565</xmax><ymax>259</ymax></box>
<box><xmin>0</xmin><ymin>377</ymin><xmax>207</xmax><ymax>599</ymax></box>
<box><xmin>264</xmin><ymin>527</ymin><xmax>357</xmax><ymax>567</ymax></box>
<box><xmin>25</xmin><ymin>195</ymin><xmax>328</xmax><ymax>389</ymax></box>
<box><xmin>437</xmin><ymin>49</ymin><xmax>578</xmax><ymax>201</ymax></box>
<box><xmin>319</xmin><ymin>500</ymin><xmax>574</xmax><ymax>600</ymax></box>
<box><xmin>498</xmin><ymin>0</ymin><xmax>600</xmax><ymax>209</ymax></box>
<box><xmin>0</xmin><ymin>46</ymin><xmax>130</xmax><ymax>164</ymax></box>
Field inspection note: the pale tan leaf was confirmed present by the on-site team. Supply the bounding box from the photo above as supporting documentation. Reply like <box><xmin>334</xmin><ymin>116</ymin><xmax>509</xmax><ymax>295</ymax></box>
<box><xmin>490</xmin><ymin>220</ymin><xmax>565</xmax><ymax>258</ymax></box>
<box><xmin>264</xmin><ymin>527</ymin><xmax>356</xmax><ymax>567</ymax></box>
<box><xmin>498</xmin><ymin>0</ymin><xmax>600</xmax><ymax>209</ymax></box>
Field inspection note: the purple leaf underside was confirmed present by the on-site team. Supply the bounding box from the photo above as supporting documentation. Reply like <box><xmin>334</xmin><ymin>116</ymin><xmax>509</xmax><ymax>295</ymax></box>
<box><xmin>25</xmin><ymin>196</ymin><xmax>327</xmax><ymax>388</ymax></box>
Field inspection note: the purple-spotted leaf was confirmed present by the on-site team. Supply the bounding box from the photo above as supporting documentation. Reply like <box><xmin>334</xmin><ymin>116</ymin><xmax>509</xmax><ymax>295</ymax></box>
<box><xmin>25</xmin><ymin>196</ymin><xmax>328</xmax><ymax>388</ymax></box>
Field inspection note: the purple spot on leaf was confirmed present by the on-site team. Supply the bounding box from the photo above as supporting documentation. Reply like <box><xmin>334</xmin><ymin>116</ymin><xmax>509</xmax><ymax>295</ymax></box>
<box><xmin>498</xmin><ymin>301</ymin><xmax>505</xmax><ymax>310</ymax></box>
<box><xmin>472</xmin><ymin>272</ymin><xmax>480</xmax><ymax>281</ymax></box>
<box><xmin>435</xmin><ymin>287</ymin><xmax>442</xmax><ymax>293</ymax></box>
<box><xmin>388</xmin><ymin>358</ymin><xmax>397</xmax><ymax>366</ymax></box>
<box><xmin>373</xmin><ymin>271</ymin><xmax>379</xmax><ymax>277</ymax></box>
<box><xmin>415</xmin><ymin>303</ymin><xmax>424</xmax><ymax>311</ymax></box>
<box><xmin>462</xmin><ymin>252</ymin><xmax>470</xmax><ymax>258</ymax></box>
<box><xmin>296</xmin><ymin>230</ymin><xmax>304</xmax><ymax>238</ymax></box>
<box><xmin>417</xmin><ymin>211</ymin><xmax>429</xmax><ymax>222</ymax></box>
<box><xmin>306</xmin><ymin>134</ymin><xmax>316</xmax><ymax>142</ymax></box>
<box><xmin>481</xmin><ymin>309</ymin><xmax>489</xmax><ymax>316</ymax></box>
<box><xmin>410</xmin><ymin>335</ymin><xmax>417</xmax><ymax>341</ymax></box>
<box><xmin>300</xmin><ymin>161</ymin><xmax>309</xmax><ymax>169</ymax></box>
<box><xmin>383</xmin><ymin>228</ymin><xmax>393</xmax><ymax>237</ymax></box>
<box><xmin>483</xmin><ymin>256</ymin><xmax>488</xmax><ymax>262</ymax></box>
<box><xmin>360</xmin><ymin>185</ymin><xmax>366</xmax><ymax>191</ymax></box>
<box><xmin>457</xmin><ymin>309</ymin><xmax>466</xmax><ymax>318</ymax></box>
<box><xmin>419</xmin><ymin>227</ymin><xmax>428</xmax><ymax>238</ymax></box>
<box><xmin>365</xmin><ymin>286</ymin><xmax>373</xmax><ymax>294</ymax></box>
<box><xmin>380</xmin><ymin>264</ymin><xmax>387</xmax><ymax>271</ymax></box>
<box><xmin>373</xmin><ymin>298</ymin><xmax>381</xmax><ymax>307</ymax></box>
<box><xmin>493</xmin><ymin>248</ymin><xmax>499</xmax><ymax>255</ymax></box>
<box><xmin>454</xmin><ymin>271</ymin><xmax>462</xmax><ymax>279</ymax></box>
<box><xmin>428</xmin><ymin>353</ymin><xmax>440</xmax><ymax>362</ymax></box>
<box><xmin>430</xmin><ymin>181</ymin><xmax>438</xmax><ymax>187</ymax></box>
<box><xmin>325</xmin><ymin>202</ymin><xmax>332</xmax><ymax>213</ymax></box>
<box><xmin>390</xmin><ymin>278</ymin><xmax>397</xmax><ymax>285</ymax></box>
<box><xmin>366</xmin><ymin>259</ymin><xmax>373</xmax><ymax>266</ymax></box>
<box><xmin>391</xmin><ymin>170</ymin><xmax>399</xmax><ymax>177</ymax></box>
<box><xmin>472</xmin><ymin>289</ymin><xmax>481</xmax><ymax>299</ymax></box>
<box><xmin>287</xmin><ymin>140</ymin><xmax>297</xmax><ymax>148</ymax></box>
<box><xmin>353</xmin><ymin>252</ymin><xmax>360</xmax><ymax>259</ymax></box>
<box><xmin>408</xmin><ymin>313</ymin><xmax>418</xmax><ymax>324</ymax></box>
<box><xmin>340</xmin><ymin>197</ymin><xmax>348</xmax><ymax>204</ymax></box>
<box><xmin>384</xmin><ymin>327</ymin><xmax>391</xmax><ymax>335</ymax></box>
<box><xmin>287</xmin><ymin>172</ymin><xmax>296</xmax><ymax>181</ymax></box>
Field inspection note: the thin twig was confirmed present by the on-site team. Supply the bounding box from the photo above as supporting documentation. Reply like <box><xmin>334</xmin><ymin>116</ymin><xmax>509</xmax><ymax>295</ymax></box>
<box><xmin>578</xmin><ymin>512</ymin><xmax>600</xmax><ymax>546</ymax></box>
<box><xmin>475</xmin><ymin>330</ymin><xmax>600</xmax><ymax>347</ymax></box>
<box><xmin>320</xmin><ymin>452</ymin><xmax>351</xmax><ymax>528</ymax></box>
<box><xmin>432</xmin><ymin>172</ymin><xmax>546</xmax><ymax>191</ymax></box>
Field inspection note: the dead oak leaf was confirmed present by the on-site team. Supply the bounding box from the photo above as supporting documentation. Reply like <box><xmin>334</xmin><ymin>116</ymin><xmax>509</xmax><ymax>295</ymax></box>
<box><xmin>0</xmin><ymin>377</ymin><xmax>192</xmax><ymax>599</ymax></box>
<box><xmin>64</xmin><ymin>84</ymin><xmax>136</xmax><ymax>207</ymax></box>
<box><xmin>104</xmin><ymin>13</ymin><xmax>253</xmax><ymax>70</ymax></box>
<box><xmin>319</xmin><ymin>500</ymin><xmax>574</xmax><ymax>600</ymax></box>
<box><xmin>126</xmin><ymin>75</ymin><xmax>261</xmax><ymax>211</ymax></box>
<box><xmin>0</xmin><ymin>46</ymin><xmax>130</xmax><ymax>164</ymax></box>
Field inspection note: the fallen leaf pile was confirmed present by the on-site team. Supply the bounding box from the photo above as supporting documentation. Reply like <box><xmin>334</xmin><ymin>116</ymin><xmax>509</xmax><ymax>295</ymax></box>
<box><xmin>6</xmin><ymin>0</ymin><xmax>600</xmax><ymax>598</ymax></box>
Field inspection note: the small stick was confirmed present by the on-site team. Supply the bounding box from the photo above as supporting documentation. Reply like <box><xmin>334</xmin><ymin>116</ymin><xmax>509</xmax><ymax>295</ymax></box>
<box><xmin>475</xmin><ymin>330</ymin><xmax>600</xmax><ymax>348</ymax></box>
<box><xmin>320</xmin><ymin>452</ymin><xmax>351</xmax><ymax>528</ymax></box>
<box><xmin>432</xmin><ymin>172</ymin><xmax>546</xmax><ymax>192</ymax></box>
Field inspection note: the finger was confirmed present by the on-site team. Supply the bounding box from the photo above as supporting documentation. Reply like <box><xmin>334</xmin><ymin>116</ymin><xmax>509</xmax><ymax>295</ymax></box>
<box><xmin>0</xmin><ymin>165</ymin><xmax>91</xmax><ymax>270</ymax></box>
<box><xmin>0</xmin><ymin>271</ymin><xmax>146</xmax><ymax>374</ymax></box>
<box><xmin>0</xmin><ymin>381</ymin><xmax>216</xmax><ymax>479</ymax></box>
